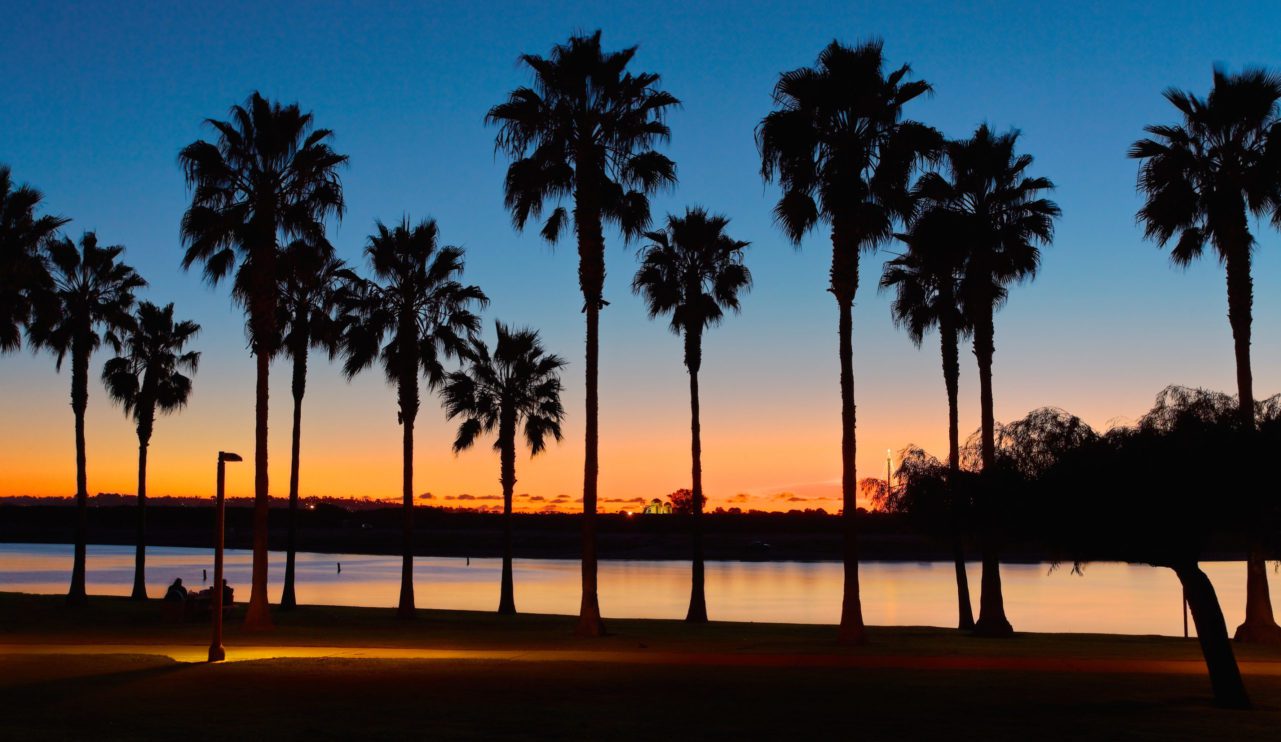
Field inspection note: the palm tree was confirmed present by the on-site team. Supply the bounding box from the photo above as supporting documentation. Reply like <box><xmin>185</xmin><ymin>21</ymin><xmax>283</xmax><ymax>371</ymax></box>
<box><xmin>442</xmin><ymin>322</ymin><xmax>566</xmax><ymax>614</ymax></box>
<box><xmin>632</xmin><ymin>207</ymin><xmax>751</xmax><ymax>623</ymax></box>
<box><xmin>276</xmin><ymin>239</ymin><xmax>348</xmax><ymax>610</ymax></box>
<box><xmin>0</xmin><ymin>165</ymin><xmax>68</xmax><ymax>353</ymax></box>
<box><xmin>341</xmin><ymin>218</ymin><xmax>487</xmax><ymax>618</ymax></box>
<box><xmin>29</xmin><ymin>233</ymin><xmax>145</xmax><ymax>606</ymax></box>
<box><xmin>757</xmin><ymin>39</ymin><xmax>940</xmax><ymax>643</ymax></box>
<box><xmin>917</xmin><ymin>125</ymin><xmax>1060</xmax><ymax>636</ymax></box>
<box><xmin>101</xmin><ymin>302</ymin><xmax>200</xmax><ymax>600</ymax></box>
<box><xmin>882</xmin><ymin>207</ymin><xmax>975</xmax><ymax>629</ymax></box>
<box><xmin>1131</xmin><ymin>67</ymin><xmax>1281</xmax><ymax>643</ymax></box>
<box><xmin>487</xmin><ymin>30</ymin><xmax>678</xmax><ymax>636</ymax></box>
<box><xmin>179</xmin><ymin>92</ymin><xmax>347</xmax><ymax>630</ymax></box>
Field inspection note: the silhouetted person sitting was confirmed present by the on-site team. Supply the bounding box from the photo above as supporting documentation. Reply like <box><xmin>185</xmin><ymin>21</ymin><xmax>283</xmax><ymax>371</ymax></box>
<box><xmin>164</xmin><ymin>578</ymin><xmax>187</xmax><ymax>602</ymax></box>
<box><xmin>221</xmin><ymin>579</ymin><xmax>234</xmax><ymax>605</ymax></box>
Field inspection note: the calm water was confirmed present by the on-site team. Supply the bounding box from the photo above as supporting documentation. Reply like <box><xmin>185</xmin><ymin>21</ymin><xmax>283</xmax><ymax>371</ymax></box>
<box><xmin>0</xmin><ymin>542</ymin><xmax>1274</xmax><ymax>636</ymax></box>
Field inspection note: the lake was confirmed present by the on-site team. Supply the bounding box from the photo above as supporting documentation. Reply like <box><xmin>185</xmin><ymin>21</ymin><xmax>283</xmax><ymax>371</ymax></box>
<box><xmin>0</xmin><ymin>542</ymin><xmax>1272</xmax><ymax>636</ymax></box>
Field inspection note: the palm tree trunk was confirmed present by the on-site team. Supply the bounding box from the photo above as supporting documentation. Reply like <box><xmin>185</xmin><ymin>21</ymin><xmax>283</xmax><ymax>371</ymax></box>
<box><xmin>498</xmin><ymin>417</ymin><xmax>517</xmax><ymax>615</ymax></box>
<box><xmin>941</xmin><ymin>320</ymin><xmax>973</xmax><ymax>630</ymax></box>
<box><xmin>831</xmin><ymin>223</ymin><xmax>865</xmax><ymax>645</ymax></box>
<box><xmin>67</xmin><ymin>338</ymin><xmax>89</xmax><ymax>607</ymax></box>
<box><xmin>398</xmin><ymin>415</ymin><xmax>416</xmax><ymax>618</ymax></box>
<box><xmin>574</xmin><ymin>178</ymin><xmax>605</xmax><ymax>637</ymax></box>
<box><xmin>972</xmin><ymin>304</ymin><xmax>1011</xmax><ymax>637</ymax></box>
<box><xmin>398</xmin><ymin>381</ymin><xmax>417</xmax><ymax>619</ymax></box>
<box><xmin>686</xmin><ymin>332</ymin><xmax>707</xmax><ymax>623</ymax></box>
<box><xmin>281</xmin><ymin>347</ymin><xmax>308</xmax><ymax>611</ymax></box>
<box><xmin>1174</xmin><ymin>562</ymin><xmax>1251</xmax><ymax>708</ymax></box>
<box><xmin>130</xmin><ymin>414</ymin><xmax>152</xmax><ymax>601</ymax></box>
<box><xmin>1222</xmin><ymin>243</ymin><xmax>1280</xmax><ymax>642</ymax></box>
<box><xmin>242</xmin><ymin>342</ymin><xmax>273</xmax><ymax>631</ymax></box>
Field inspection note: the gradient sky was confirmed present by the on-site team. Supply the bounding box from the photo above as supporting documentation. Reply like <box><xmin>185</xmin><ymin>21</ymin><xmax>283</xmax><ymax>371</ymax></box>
<box><xmin>2</xmin><ymin>1</ymin><xmax>1280</xmax><ymax>512</ymax></box>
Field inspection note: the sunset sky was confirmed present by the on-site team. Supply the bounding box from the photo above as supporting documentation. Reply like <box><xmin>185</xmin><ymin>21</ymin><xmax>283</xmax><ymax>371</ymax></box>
<box><xmin>2</xmin><ymin>1</ymin><xmax>1280</xmax><ymax>513</ymax></box>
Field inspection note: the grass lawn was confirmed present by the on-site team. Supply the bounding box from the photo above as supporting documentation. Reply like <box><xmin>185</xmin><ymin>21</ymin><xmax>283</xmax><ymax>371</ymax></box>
<box><xmin>3</xmin><ymin>592</ymin><xmax>1281</xmax><ymax>740</ymax></box>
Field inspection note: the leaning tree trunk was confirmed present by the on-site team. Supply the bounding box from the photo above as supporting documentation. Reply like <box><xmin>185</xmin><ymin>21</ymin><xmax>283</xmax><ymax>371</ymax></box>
<box><xmin>573</xmin><ymin>172</ymin><xmax>605</xmax><ymax>637</ymax></box>
<box><xmin>832</xmin><ymin>221</ymin><xmax>865</xmax><ymax>645</ymax></box>
<box><xmin>281</xmin><ymin>343</ymin><xmax>308</xmax><ymax>611</ymax></box>
<box><xmin>66</xmin><ymin>337</ymin><xmax>90</xmax><ymax>607</ymax></box>
<box><xmin>1174</xmin><ymin>562</ymin><xmax>1251</xmax><ymax>708</ymax></box>
<box><xmin>940</xmin><ymin>319</ymin><xmax>974</xmax><ymax>630</ymax></box>
<box><xmin>1223</xmin><ymin>240</ymin><xmax>1280</xmax><ymax>642</ymax></box>
<box><xmin>130</xmin><ymin>403</ymin><xmax>154</xmax><ymax>601</ymax></box>
<box><xmin>397</xmin><ymin>365</ymin><xmax>419</xmax><ymax>619</ymax></box>
<box><xmin>972</xmin><ymin>302</ymin><xmax>1012</xmax><ymax>637</ymax></box>
<box><xmin>685</xmin><ymin>329</ymin><xmax>708</xmax><ymax>623</ymax></box>
<box><xmin>498</xmin><ymin>414</ymin><xmax>517</xmax><ymax>615</ymax></box>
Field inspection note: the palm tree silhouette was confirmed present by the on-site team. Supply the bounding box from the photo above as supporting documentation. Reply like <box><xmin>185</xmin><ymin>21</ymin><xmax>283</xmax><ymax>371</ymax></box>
<box><xmin>632</xmin><ymin>207</ymin><xmax>751</xmax><ymax>623</ymax></box>
<box><xmin>757</xmin><ymin>39</ymin><xmax>940</xmax><ymax>644</ymax></box>
<box><xmin>101</xmin><ymin>302</ymin><xmax>200</xmax><ymax>600</ymax></box>
<box><xmin>1131</xmin><ymin>67</ymin><xmax>1281</xmax><ymax>643</ymax></box>
<box><xmin>882</xmin><ymin>208</ymin><xmax>975</xmax><ymax>630</ymax></box>
<box><xmin>1</xmin><ymin>165</ymin><xmax>68</xmax><ymax>353</ymax></box>
<box><xmin>442</xmin><ymin>322</ymin><xmax>566</xmax><ymax>614</ymax></box>
<box><xmin>487</xmin><ymin>30</ymin><xmax>678</xmax><ymax>636</ymax></box>
<box><xmin>29</xmin><ymin>233</ymin><xmax>145</xmax><ymax>606</ymax></box>
<box><xmin>179</xmin><ymin>92</ymin><xmax>347</xmax><ymax>630</ymax></box>
<box><xmin>276</xmin><ymin>239</ymin><xmax>348</xmax><ymax>610</ymax></box>
<box><xmin>917</xmin><ymin>125</ymin><xmax>1060</xmax><ymax>636</ymax></box>
<box><xmin>340</xmin><ymin>218</ymin><xmax>487</xmax><ymax>618</ymax></box>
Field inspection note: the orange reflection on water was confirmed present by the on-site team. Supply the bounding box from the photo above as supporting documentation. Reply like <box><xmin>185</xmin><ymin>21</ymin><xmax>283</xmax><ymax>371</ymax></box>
<box><xmin>0</xmin><ymin>543</ymin><xmax>1274</xmax><ymax>636</ymax></box>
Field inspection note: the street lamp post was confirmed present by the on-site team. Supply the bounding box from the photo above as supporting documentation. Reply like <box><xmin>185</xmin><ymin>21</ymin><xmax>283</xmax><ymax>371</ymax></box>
<box><xmin>209</xmin><ymin>451</ymin><xmax>242</xmax><ymax>663</ymax></box>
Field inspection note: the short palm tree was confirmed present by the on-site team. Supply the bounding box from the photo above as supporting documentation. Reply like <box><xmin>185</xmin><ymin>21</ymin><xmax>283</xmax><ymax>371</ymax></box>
<box><xmin>1131</xmin><ymin>67</ymin><xmax>1281</xmax><ymax>643</ymax></box>
<box><xmin>341</xmin><ymin>218</ymin><xmax>487</xmax><ymax>618</ymax></box>
<box><xmin>0</xmin><ymin>165</ymin><xmax>68</xmax><ymax>353</ymax></box>
<box><xmin>29</xmin><ymin>232</ymin><xmax>145</xmax><ymax>606</ymax></box>
<box><xmin>101</xmin><ymin>302</ymin><xmax>200</xmax><ymax>600</ymax></box>
<box><xmin>918</xmin><ymin>125</ymin><xmax>1060</xmax><ymax>636</ymax></box>
<box><xmin>179</xmin><ymin>92</ymin><xmax>346</xmax><ymax>630</ymax></box>
<box><xmin>882</xmin><ymin>207</ymin><xmax>975</xmax><ymax>629</ymax></box>
<box><xmin>757</xmin><ymin>39</ymin><xmax>940</xmax><ymax>644</ymax></box>
<box><xmin>487</xmin><ymin>30</ymin><xmax>678</xmax><ymax>636</ymax></box>
<box><xmin>632</xmin><ymin>207</ymin><xmax>751</xmax><ymax>623</ymax></box>
<box><xmin>276</xmin><ymin>239</ymin><xmax>348</xmax><ymax>610</ymax></box>
<box><xmin>442</xmin><ymin>322</ymin><xmax>566</xmax><ymax>615</ymax></box>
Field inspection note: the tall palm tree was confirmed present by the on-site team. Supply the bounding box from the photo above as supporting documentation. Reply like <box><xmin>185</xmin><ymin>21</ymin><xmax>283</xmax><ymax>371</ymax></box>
<box><xmin>757</xmin><ymin>39</ymin><xmax>940</xmax><ymax>643</ymax></box>
<box><xmin>632</xmin><ymin>207</ymin><xmax>751</xmax><ymax>623</ymax></box>
<box><xmin>179</xmin><ymin>92</ymin><xmax>347</xmax><ymax>630</ymax></box>
<box><xmin>487</xmin><ymin>30</ymin><xmax>678</xmax><ymax>636</ymax></box>
<box><xmin>1131</xmin><ymin>67</ymin><xmax>1281</xmax><ymax>643</ymax></box>
<box><xmin>276</xmin><ymin>239</ymin><xmax>348</xmax><ymax>610</ymax></box>
<box><xmin>917</xmin><ymin>125</ymin><xmax>1060</xmax><ymax>636</ymax></box>
<box><xmin>442</xmin><ymin>322</ymin><xmax>566</xmax><ymax>615</ymax></box>
<box><xmin>29</xmin><ymin>233</ymin><xmax>145</xmax><ymax>606</ymax></box>
<box><xmin>101</xmin><ymin>302</ymin><xmax>200</xmax><ymax>600</ymax></box>
<box><xmin>0</xmin><ymin>165</ymin><xmax>68</xmax><ymax>353</ymax></box>
<box><xmin>882</xmin><ymin>207</ymin><xmax>975</xmax><ymax>630</ymax></box>
<box><xmin>341</xmin><ymin>218</ymin><xmax>487</xmax><ymax>618</ymax></box>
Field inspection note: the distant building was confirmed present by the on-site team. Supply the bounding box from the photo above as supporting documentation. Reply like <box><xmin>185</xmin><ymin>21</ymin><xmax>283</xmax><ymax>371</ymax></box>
<box><xmin>641</xmin><ymin>498</ymin><xmax>672</xmax><ymax>515</ymax></box>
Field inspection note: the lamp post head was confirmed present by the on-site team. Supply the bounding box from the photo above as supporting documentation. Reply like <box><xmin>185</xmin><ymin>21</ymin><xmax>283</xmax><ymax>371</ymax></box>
<box><xmin>218</xmin><ymin>451</ymin><xmax>243</xmax><ymax>463</ymax></box>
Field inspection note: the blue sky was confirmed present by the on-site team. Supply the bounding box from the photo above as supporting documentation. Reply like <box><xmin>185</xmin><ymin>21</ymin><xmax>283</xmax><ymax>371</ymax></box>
<box><xmin>2</xmin><ymin>0</ymin><xmax>1280</xmax><ymax>504</ymax></box>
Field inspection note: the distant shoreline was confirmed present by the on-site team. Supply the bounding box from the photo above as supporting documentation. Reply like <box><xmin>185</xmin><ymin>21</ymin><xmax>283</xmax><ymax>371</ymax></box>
<box><xmin>0</xmin><ymin>504</ymin><xmax>1260</xmax><ymax>564</ymax></box>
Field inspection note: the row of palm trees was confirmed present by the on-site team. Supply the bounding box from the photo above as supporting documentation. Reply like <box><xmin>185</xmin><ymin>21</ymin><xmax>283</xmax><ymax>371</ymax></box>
<box><xmin>2</xmin><ymin>31</ymin><xmax>1279</xmax><ymax>646</ymax></box>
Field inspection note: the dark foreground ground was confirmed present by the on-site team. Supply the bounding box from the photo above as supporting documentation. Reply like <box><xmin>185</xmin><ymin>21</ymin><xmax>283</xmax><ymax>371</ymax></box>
<box><xmin>2</xmin><ymin>593</ymin><xmax>1281</xmax><ymax>740</ymax></box>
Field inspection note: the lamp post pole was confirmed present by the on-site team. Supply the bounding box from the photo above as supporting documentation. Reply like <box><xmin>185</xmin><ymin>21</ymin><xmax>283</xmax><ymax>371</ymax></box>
<box><xmin>209</xmin><ymin>451</ymin><xmax>242</xmax><ymax>662</ymax></box>
<box><xmin>887</xmin><ymin>449</ymin><xmax>892</xmax><ymax>502</ymax></box>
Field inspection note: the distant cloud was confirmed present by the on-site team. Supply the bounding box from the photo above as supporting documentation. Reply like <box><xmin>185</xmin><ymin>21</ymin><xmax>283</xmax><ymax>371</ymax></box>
<box><xmin>526</xmin><ymin>495</ymin><xmax>545</xmax><ymax>502</ymax></box>
<box><xmin>418</xmin><ymin>493</ymin><xmax>434</xmax><ymax>500</ymax></box>
<box><xmin>729</xmin><ymin>493</ymin><xmax>752</xmax><ymax>503</ymax></box>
